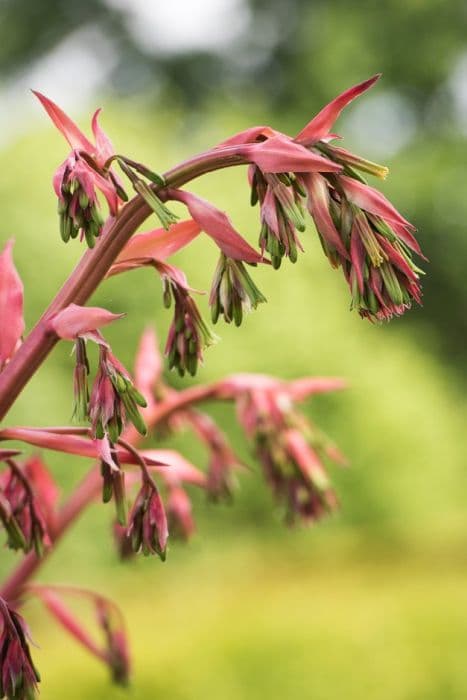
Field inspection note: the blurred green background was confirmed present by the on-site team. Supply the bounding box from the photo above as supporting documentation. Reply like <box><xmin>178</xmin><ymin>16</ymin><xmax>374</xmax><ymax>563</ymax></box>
<box><xmin>1</xmin><ymin>1</ymin><xmax>467</xmax><ymax>697</ymax></box>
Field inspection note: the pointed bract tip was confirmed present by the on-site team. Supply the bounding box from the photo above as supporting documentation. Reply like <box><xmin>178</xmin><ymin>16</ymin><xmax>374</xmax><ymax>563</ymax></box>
<box><xmin>32</xmin><ymin>89</ymin><xmax>94</xmax><ymax>152</ymax></box>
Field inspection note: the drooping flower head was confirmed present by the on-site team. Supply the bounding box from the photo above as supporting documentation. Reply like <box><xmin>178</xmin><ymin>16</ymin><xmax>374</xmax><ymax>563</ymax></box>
<box><xmin>49</xmin><ymin>304</ymin><xmax>147</xmax><ymax>441</ymax></box>
<box><xmin>0</xmin><ymin>598</ymin><xmax>40</xmax><ymax>700</ymax></box>
<box><xmin>33</xmin><ymin>92</ymin><xmax>121</xmax><ymax>247</ymax></box>
<box><xmin>126</xmin><ymin>480</ymin><xmax>168</xmax><ymax>560</ymax></box>
<box><xmin>0</xmin><ymin>453</ymin><xmax>52</xmax><ymax>556</ymax></box>
<box><xmin>217</xmin><ymin>75</ymin><xmax>425</xmax><ymax>320</ymax></box>
<box><xmin>217</xmin><ymin>374</ymin><xmax>346</xmax><ymax>524</ymax></box>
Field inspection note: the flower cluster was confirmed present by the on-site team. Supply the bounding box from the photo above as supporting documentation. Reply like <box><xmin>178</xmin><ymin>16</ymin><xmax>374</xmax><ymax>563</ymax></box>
<box><xmin>34</xmin><ymin>92</ymin><xmax>120</xmax><ymax>246</ymax></box>
<box><xmin>209</xmin><ymin>254</ymin><xmax>266</xmax><ymax>326</ymax></box>
<box><xmin>163</xmin><ymin>275</ymin><xmax>216</xmax><ymax>377</ymax></box>
<box><xmin>0</xmin><ymin>452</ymin><xmax>54</xmax><ymax>556</ymax></box>
<box><xmin>0</xmin><ymin>598</ymin><xmax>40</xmax><ymax>700</ymax></box>
<box><xmin>215</xmin><ymin>75</ymin><xmax>425</xmax><ymax>322</ymax></box>
<box><xmin>49</xmin><ymin>304</ymin><xmax>147</xmax><ymax>441</ymax></box>
<box><xmin>126</xmin><ymin>480</ymin><xmax>168</xmax><ymax>560</ymax></box>
<box><xmin>218</xmin><ymin>374</ymin><xmax>346</xmax><ymax>524</ymax></box>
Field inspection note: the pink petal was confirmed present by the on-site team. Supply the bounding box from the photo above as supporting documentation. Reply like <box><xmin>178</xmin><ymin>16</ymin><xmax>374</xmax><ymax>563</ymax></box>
<box><xmin>0</xmin><ymin>427</ymin><xmax>166</xmax><ymax>466</ymax></box>
<box><xmin>295</xmin><ymin>74</ymin><xmax>381</xmax><ymax>146</ymax></box>
<box><xmin>170</xmin><ymin>190</ymin><xmax>263</xmax><ymax>263</ymax></box>
<box><xmin>38</xmin><ymin>590</ymin><xmax>103</xmax><ymax>659</ymax></box>
<box><xmin>376</xmin><ymin>235</ymin><xmax>419</xmax><ymax>281</ymax></box>
<box><xmin>243</xmin><ymin>135</ymin><xmax>342</xmax><ymax>173</ymax></box>
<box><xmin>390</xmin><ymin>221</ymin><xmax>427</xmax><ymax>259</ymax></box>
<box><xmin>49</xmin><ymin>304</ymin><xmax>124</xmax><ymax>340</ymax></box>
<box><xmin>350</xmin><ymin>220</ymin><xmax>366</xmax><ymax>294</ymax></box>
<box><xmin>32</xmin><ymin>91</ymin><xmax>95</xmax><ymax>153</ymax></box>
<box><xmin>0</xmin><ymin>240</ymin><xmax>25</xmax><ymax>370</ymax></box>
<box><xmin>82</xmin><ymin>161</ymin><xmax>119</xmax><ymax>215</ymax></box>
<box><xmin>91</xmin><ymin>109</ymin><xmax>114</xmax><ymax>168</ymax></box>
<box><xmin>304</xmin><ymin>173</ymin><xmax>349</xmax><ymax>259</ymax></box>
<box><xmin>134</xmin><ymin>327</ymin><xmax>163</xmax><ymax>400</ymax></box>
<box><xmin>115</xmin><ymin>219</ymin><xmax>202</xmax><ymax>264</ymax></box>
<box><xmin>285</xmin><ymin>429</ymin><xmax>331</xmax><ymax>491</ymax></box>
<box><xmin>339</xmin><ymin>175</ymin><xmax>414</xmax><ymax>229</ymax></box>
<box><xmin>153</xmin><ymin>260</ymin><xmax>201</xmax><ymax>293</ymax></box>
<box><xmin>216</xmin><ymin>125</ymin><xmax>279</xmax><ymax>147</ymax></box>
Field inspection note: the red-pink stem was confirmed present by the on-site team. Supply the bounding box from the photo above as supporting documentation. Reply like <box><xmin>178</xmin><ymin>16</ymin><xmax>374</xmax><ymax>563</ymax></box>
<box><xmin>0</xmin><ymin>149</ymin><xmax>246</xmax><ymax>420</ymax></box>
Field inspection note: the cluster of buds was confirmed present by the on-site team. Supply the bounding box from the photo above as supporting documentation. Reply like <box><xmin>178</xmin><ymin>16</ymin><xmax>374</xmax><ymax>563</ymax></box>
<box><xmin>126</xmin><ymin>479</ymin><xmax>168</xmax><ymax>560</ymax></box>
<box><xmin>55</xmin><ymin>152</ymin><xmax>106</xmax><ymax>247</ymax></box>
<box><xmin>0</xmin><ymin>598</ymin><xmax>40</xmax><ymax>700</ymax></box>
<box><xmin>251</xmin><ymin>169</ymin><xmax>306</xmax><ymax>268</ymax></box>
<box><xmin>304</xmin><ymin>171</ymin><xmax>424</xmax><ymax>321</ymax></box>
<box><xmin>163</xmin><ymin>276</ymin><xmax>216</xmax><ymax>377</ymax></box>
<box><xmin>0</xmin><ymin>452</ymin><xmax>51</xmax><ymax>556</ymax></box>
<box><xmin>33</xmin><ymin>92</ymin><xmax>121</xmax><ymax>247</ymax></box>
<box><xmin>49</xmin><ymin>305</ymin><xmax>147</xmax><ymax>441</ymax></box>
<box><xmin>209</xmin><ymin>254</ymin><xmax>266</xmax><ymax>326</ymax></box>
<box><xmin>219</xmin><ymin>375</ymin><xmax>346</xmax><ymax>524</ymax></box>
<box><xmin>89</xmin><ymin>346</ymin><xmax>147</xmax><ymax>441</ymax></box>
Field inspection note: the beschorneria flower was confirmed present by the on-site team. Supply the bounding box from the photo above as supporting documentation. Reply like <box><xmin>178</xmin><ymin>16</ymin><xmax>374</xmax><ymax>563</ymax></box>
<box><xmin>33</xmin><ymin>92</ymin><xmax>121</xmax><ymax>247</ymax></box>
<box><xmin>48</xmin><ymin>304</ymin><xmax>147</xmax><ymax>441</ymax></box>
<box><xmin>0</xmin><ymin>598</ymin><xmax>40</xmax><ymax>700</ymax></box>
<box><xmin>217</xmin><ymin>75</ymin><xmax>425</xmax><ymax>321</ymax></box>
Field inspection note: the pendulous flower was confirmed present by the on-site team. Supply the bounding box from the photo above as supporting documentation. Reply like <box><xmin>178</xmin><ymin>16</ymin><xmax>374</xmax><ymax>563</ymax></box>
<box><xmin>33</xmin><ymin>92</ymin><xmax>122</xmax><ymax>247</ymax></box>
<box><xmin>0</xmin><ymin>598</ymin><xmax>40</xmax><ymax>700</ymax></box>
<box><xmin>126</xmin><ymin>480</ymin><xmax>168</xmax><ymax>560</ymax></box>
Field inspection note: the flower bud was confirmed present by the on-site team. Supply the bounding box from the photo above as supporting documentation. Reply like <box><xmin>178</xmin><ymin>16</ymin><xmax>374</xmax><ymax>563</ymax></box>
<box><xmin>126</xmin><ymin>482</ymin><xmax>168</xmax><ymax>560</ymax></box>
<box><xmin>209</xmin><ymin>254</ymin><xmax>266</xmax><ymax>325</ymax></box>
<box><xmin>0</xmin><ymin>600</ymin><xmax>40</xmax><ymax>700</ymax></box>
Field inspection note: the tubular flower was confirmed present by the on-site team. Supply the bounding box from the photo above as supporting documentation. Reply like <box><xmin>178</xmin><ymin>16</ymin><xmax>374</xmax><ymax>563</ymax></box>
<box><xmin>126</xmin><ymin>481</ymin><xmax>168</xmax><ymax>560</ymax></box>
<box><xmin>163</xmin><ymin>273</ymin><xmax>217</xmax><ymax>377</ymax></box>
<box><xmin>33</xmin><ymin>91</ymin><xmax>121</xmax><ymax>246</ymax></box>
<box><xmin>209</xmin><ymin>253</ymin><xmax>266</xmax><ymax>326</ymax></box>
<box><xmin>303</xmin><ymin>171</ymin><xmax>424</xmax><ymax>321</ymax></box>
<box><xmin>252</xmin><ymin>168</ymin><xmax>306</xmax><ymax>268</ymax></box>
<box><xmin>49</xmin><ymin>304</ymin><xmax>147</xmax><ymax>439</ymax></box>
<box><xmin>89</xmin><ymin>347</ymin><xmax>148</xmax><ymax>441</ymax></box>
<box><xmin>0</xmin><ymin>599</ymin><xmax>40</xmax><ymax>700</ymax></box>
